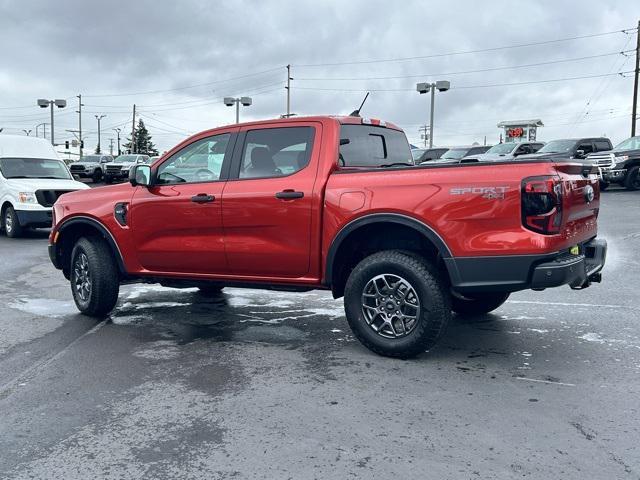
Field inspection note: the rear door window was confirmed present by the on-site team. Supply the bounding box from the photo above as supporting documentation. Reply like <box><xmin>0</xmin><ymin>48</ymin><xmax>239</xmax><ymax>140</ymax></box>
<box><xmin>339</xmin><ymin>125</ymin><xmax>412</xmax><ymax>167</ymax></box>
<box><xmin>238</xmin><ymin>127</ymin><xmax>314</xmax><ymax>179</ymax></box>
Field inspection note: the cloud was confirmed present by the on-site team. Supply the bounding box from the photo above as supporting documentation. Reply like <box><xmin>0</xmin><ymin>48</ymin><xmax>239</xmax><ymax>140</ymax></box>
<box><xmin>0</xmin><ymin>0</ymin><xmax>637</xmax><ymax>153</ymax></box>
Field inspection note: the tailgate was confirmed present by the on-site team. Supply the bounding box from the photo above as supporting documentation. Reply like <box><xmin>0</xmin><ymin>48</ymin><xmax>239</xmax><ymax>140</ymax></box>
<box><xmin>554</xmin><ymin>162</ymin><xmax>600</xmax><ymax>246</ymax></box>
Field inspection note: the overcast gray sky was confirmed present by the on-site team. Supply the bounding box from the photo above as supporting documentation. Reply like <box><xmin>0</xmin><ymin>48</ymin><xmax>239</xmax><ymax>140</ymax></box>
<box><xmin>0</xmin><ymin>0</ymin><xmax>639</xmax><ymax>154</ymax></box>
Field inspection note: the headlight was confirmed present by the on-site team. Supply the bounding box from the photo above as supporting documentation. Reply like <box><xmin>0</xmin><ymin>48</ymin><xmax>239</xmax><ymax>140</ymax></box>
<box><xmin>17</xmin><ymin>192</ymin><xmax>37</xmax><ymax>204</ymax></box>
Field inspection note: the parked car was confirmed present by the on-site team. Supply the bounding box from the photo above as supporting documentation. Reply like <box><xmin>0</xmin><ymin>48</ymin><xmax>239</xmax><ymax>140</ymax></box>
<box><xmin>0</xmin><ymin>135</ymin><xmax>89</xmax><ymax>237</ymax></box>
<box><xmin>411</xmin><ymin>148</ymin><xmax>426</xmax><ymax>162</ymax></box>
<box><xmin>587</xmin><ymin>136</ymin><xmax>640</xmax><ymax>190</ymax></box>
<box><xmin>104</xmin><ymin>154</ymin><xmax>150</xmax><ymax>184</ymax></box>
<box><xmin>69</xmin><ymin>154</ymin><xmax>114</xmax><ymax>182</ymax></box>
<box><xmin>518</xmin><ymin>138</ymin><xmax>613</xmax><ymax>163</ymax></box>
<box><xmin>417</xmin><ymin>147</ymin><xmax>449</xmax><ymax>163</ymax></box>
<box><xmin>48</xmin><ymin>116</ymin><xmax>606</xmax><ymax>358</ymax></box>
<box><xmin>430</xmin><ymin>145</ymin><xmax>492</xmax><ymax>164</ymax></box>
<box><xmin>467</xmin><ymin>142</ymin><xmax>545</xmax><ymax>162</ymax></box>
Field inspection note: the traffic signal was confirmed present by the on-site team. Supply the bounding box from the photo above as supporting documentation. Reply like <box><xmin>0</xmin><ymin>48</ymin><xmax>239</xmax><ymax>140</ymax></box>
<box><xmin>80</xmin><ymin>140</ymin><xmax>84</xmax><ymax>148</ymax></box>
<box><xmin>65</xmin><ymin>140</ymin><xmax>69</xmax><ymax>149</ymax></box>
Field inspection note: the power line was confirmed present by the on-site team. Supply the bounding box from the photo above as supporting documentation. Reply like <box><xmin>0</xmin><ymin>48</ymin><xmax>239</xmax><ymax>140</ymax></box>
<box><xmin>82</xmin><ymin>67</ymin><xmax>283</xmax><ymax>98</ymax></box>
<box><xmin>295</xmin><ymin>51</ymin><xmax>632</xmax><ymax>81</ymax></box>
<box><xmin>291</xmin><ymin>71</ymin><xmax>634</xmax><ymax>92</ymax></box>
<box><xmin>293</xmin><ymin>27</ymin><xmax>637</xmax><ymax>67</ymax></box>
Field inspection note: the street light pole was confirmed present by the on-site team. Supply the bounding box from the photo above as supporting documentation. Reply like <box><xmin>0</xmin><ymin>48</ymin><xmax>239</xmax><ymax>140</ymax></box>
<box><xmin>95</xmin><ymin>114</ymin><xmax>106</xmax><ymax>153</ymax></box>
<box><xmin>416</xmin><ymin>81</ymin><xmax>450</xmax><ymax>148</ymax></box>
<box><xmin>113</xmin><ymin>128</ymin><xmax>121</xmax><ymax>156</ymax></box>
<box><xmin>37</xmin><ymin>99</ymin><xmax>66</xmax><ymax>145</ymax></box>
<box><xmin>224</xmin><ymin>97</ymin><xmax>252</xmax><ymax>124</ymax></box>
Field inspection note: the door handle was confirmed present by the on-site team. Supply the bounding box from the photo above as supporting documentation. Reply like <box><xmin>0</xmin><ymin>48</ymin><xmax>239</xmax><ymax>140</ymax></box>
<box><xmin>191</xmin><ymin>194</ymin><xmax>215</xmax><ymax>203</ymax></box>
<box><xmin>275</xmin><ymin>190</ymin><xmax>304</xmax><ymax>200</ymax></box>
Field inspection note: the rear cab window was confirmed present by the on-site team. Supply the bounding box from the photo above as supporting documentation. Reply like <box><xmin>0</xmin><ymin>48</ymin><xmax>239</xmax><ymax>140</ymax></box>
<box><xmin>339</xmin><ymin>124</ymin><xmax>412</xmax><ymax>168</ymax></box>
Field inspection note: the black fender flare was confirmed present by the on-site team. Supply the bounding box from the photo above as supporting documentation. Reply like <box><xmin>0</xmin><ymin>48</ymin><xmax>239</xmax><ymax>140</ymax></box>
<box><xmin>324</xmin><ymin>213</ymin><xmax>453</xmax><ymax>285</ymax></box>
<box><xmin>55</xmin><ymin>216</ymin><xmax>127</xmax><ymax>275</ymax></box>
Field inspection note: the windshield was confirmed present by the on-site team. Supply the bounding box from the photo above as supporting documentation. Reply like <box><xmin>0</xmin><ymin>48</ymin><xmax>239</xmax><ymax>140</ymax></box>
<box><xmin>114</xmin><ymin>155</ymin><xmax>138</xmax><ymax>163</ymax></box>
<box><xmin>614</xmin><ymin>136</ymin><xmax>640</xmax><ymax>151</ymax></box>
<box><xmin>441</xmin><ymin>148</ymin><xmax>468</xmax><ymax>160</ymax></box>
<box><xmin>81</xmin><ymin>155</ymin><xmax>102</xmax><ymax>163</ymax></box>
<box><xmin>0</xmin><ymin>158</ymin><xmax>72</xmax><ymax>180</ymax></box>
<box><xmin>538</xmin><ymin>140</ymin><xmax>575</xmax><ymax>153</ymax></box>
<box><xmin>486</xmin><ymin>143</ymin><xmax>516</xmax><ymax>155</ymax></box>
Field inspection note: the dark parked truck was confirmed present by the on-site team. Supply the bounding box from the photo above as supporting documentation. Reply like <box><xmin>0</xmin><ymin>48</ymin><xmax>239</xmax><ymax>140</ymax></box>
<box><xmin>587</xmin><ymin>136</ymin><xmax>640</xmax><ymax>190</ymax></box>
<box><xmin>518</xmin><ymin>137</ymin><xmax>613</xmax><ymax>163</ymax></box>
<box><xmin>48</xmin><ymin>116</ymin><xmax>607</xmax><ymax>358</ymax></box>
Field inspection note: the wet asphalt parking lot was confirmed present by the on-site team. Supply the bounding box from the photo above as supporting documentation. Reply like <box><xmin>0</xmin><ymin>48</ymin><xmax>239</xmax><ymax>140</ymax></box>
<box><xmin>0</xmin><ymin>187</ymin><xmax>639</xmax><ymax>479</ymax></box>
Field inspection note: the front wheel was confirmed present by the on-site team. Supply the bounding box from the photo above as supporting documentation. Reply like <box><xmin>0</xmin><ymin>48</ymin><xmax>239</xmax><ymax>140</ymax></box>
<box><xmin>70</xmin><ymin>237</ymin><xmax>120</xmax><ymax>316</ymax></box>
<box><xmin>624</xmin><ymin>166</ymin><xmax>640</xmax><ymax>191</ymax></box>
<box><xmin>3</xmin><ymin>206</ymin><xmax>24</xmax><ymax>238</ymax></box>
<box><xmin>344</xmin><ymin>250</ymin><xmax>451</xmax><ymax>358</ymax></box>
<box><xmin>599</xmin><ymin>180</ymin><xmax>609</xmax><ymax>191</ymax></box>
<box><xmin>197</xmin><ymin>286</ymin><xmax>224</xmax><ymax>296</ymax></box>
<box><xmin>451</xmin><ymin>292</ymin><xmax>510</xmax><ymax>316</ymax></box>
<box><xmin>92</xmin><ymin>169</ymin><xmax>103</xmax><ymax>183</ymax></box>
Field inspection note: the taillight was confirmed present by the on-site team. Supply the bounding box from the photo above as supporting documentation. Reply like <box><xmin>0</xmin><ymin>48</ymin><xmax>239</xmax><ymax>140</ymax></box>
<box><xmin>521</xmin><ymin>176</ymin><xmax>563</xmax><ymax>235</ymax></box>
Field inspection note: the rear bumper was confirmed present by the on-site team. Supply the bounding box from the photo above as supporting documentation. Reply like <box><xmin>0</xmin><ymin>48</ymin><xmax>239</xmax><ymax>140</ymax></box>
<box><xmin>446</xmin><ymin>238</ymin><xmax>607</xmax><ymax>293</ymax></box>
<box><xmin>15</xmin><ymin>209</ymin><xmax>53</xmax><ymax>228</ymax></box>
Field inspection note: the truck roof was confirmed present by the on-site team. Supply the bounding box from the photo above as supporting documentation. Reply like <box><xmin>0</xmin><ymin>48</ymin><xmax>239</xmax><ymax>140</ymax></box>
<box><xmin>0</xmin><ymin>134</ymin><xmax>60</xmax><ymax>160</ymax></box>
<box><xmin>214</xmin><ymin>115</ymin><xmax>403</xmax><ymax>132</ymax></box>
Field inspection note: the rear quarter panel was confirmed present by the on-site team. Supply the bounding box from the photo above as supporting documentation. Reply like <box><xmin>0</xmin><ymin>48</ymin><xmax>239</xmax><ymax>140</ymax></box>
<box><xmin>322</xmin><ymin>161</ymin><xmax>600</xmax><ymax>262</ymax></box>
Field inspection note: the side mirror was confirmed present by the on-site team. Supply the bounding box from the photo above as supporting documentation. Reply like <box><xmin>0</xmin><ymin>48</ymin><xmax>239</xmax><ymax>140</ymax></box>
<box><xmin>130</xmin><ymin>164</ymin><xmax>152</xmax><ymax>187</ymax></box>
<box><xmin>575</xmin><ymin>149</ymin><xmax>585</xmax><ymax>158</ymax></box>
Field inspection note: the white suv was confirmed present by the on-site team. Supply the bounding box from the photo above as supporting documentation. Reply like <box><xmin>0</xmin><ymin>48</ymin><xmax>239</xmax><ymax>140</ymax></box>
<box><xmin>0</xmin><ymin>135</ymin><xmax>89</xmax><ymax>237</ymax></box>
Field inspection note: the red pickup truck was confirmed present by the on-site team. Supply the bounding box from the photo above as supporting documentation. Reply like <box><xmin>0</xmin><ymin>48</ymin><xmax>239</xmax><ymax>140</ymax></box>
<box><xmin>48</xmin><ymin>116</ymin><xmax>606</xmax><ymax>358</ymax></box>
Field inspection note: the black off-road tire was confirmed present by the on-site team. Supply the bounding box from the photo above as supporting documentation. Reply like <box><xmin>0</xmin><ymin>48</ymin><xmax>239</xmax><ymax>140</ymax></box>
<box><xmin>70</xmin><ymin>236</ymin><xmax>119</xmax><ymax>316</ymax></box>
<box><xmin>104</xmin><ymin>176</ymin><xmax>113</xmax><ymax>185</ymax></box>
<box><xmin>344</xmin><ymin>250</ymin><xmax>451</xmax><ymax>359</ymax></box>
<box><xmin>92</xmin><ymin>169</ymin><xmax>103</xmax><ymax>183</ymax></box>
<box><xmin>198</xmin><ymin>286</ymin><xmax>225</xmax><ymax>296</ymax></box>
<box><xmin>624</xmin><ymin>165</ymin><xmax>640</xmax><ymax>191</ymax></box>
<box><xmin>451</xmin><ymin>292</ymin><xmax>510</xmax><ymax>316</ymax></box>
<box><xmin>3</xmin><ymin>205</ymin><xmax>24</xmax><ymax>238</ymax></box>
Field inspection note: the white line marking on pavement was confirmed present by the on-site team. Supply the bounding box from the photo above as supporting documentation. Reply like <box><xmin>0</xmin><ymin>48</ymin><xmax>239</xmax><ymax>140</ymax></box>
<box><xmin>516</xmin><ymin>377</ymin><xmax>576</xmax><ymax>387</ymax></box>
<box><xmin>508</xmin><ymin>300</ymin><xmax>630</xmax><ymax>309</ymax></box>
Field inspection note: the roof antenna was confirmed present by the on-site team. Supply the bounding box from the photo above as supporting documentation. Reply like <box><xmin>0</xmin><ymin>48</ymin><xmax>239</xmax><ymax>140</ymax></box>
<box><xmin>349</xmin><ymin>92</ymin><xmax>370</xmax><ymax>117</ymax></box>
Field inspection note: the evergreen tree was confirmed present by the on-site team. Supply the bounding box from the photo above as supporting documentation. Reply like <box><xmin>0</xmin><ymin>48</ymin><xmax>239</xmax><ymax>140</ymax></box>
<box><xmin>122</xmin><ymin>119</ymin><xmax>158</xmax><ymax>155</ymax></box>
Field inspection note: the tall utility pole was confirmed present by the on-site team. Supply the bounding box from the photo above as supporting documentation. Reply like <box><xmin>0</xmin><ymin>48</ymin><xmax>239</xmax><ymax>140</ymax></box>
<box><xmin>77</xmin><ymin>95</ymin><xmax>84</xmax><ymax>158</ymax></box>
<box><xmin>109</xmin><ymin>138</ymin><xmax>114</xmax><ymax>155</ymax></box>
<box><xmin>418</xmin><ymin>125</ymin><xmax>429</xmax><ymax>148</ymax></box>
<box><xmin>286</xmin><ymin>64</ymin><xmax>292</xmax><ymax>117</ymax></box>
<box><xmin>95</xmin><ymin>114</ymin><xmax>106</xmax><ymax>153</ymax></box>
<box><xmin>632</xmin><ymin>20</ymin><xmax>640</xmax><ymax>137</ymax></box>
<box><xmin>131</xmin><ymin>104</ymin><xmax>136</xmax><ymax>153</ymax></box>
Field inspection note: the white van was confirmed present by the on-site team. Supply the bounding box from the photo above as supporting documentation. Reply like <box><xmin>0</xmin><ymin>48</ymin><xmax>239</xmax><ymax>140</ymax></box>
<box><xmin>0</xmin><ymin>135</ymin><xmax>89</xmax><ymax>237</ymax></box>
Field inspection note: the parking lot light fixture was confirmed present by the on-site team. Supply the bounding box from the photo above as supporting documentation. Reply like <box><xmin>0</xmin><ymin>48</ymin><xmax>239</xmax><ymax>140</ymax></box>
<box><xmin>224</xmin><ymin>96</ymin><xmax>253</xmax><ymax>124</ymax></box>
<box><xmin>37</xmin><ymin>98</ymin><xmax>67</xmax><ymax>146</ymax></box>
<box><xmin>416</xmin><ymin>81</ymin><xmax>450</xmax><ymax>148</ymax></box>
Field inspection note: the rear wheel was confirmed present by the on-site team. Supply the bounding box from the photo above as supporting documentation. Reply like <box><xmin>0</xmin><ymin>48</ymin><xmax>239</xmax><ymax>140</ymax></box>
<box><xmin>344</xmin><ymin>250</ymin><xmax>450</xmax><ymax>358</ymax></box>
<box><xmin>451</xmin><ymin>292</ymin><xmax>510</xmax><ymax>316</ymax></box>
<box><xmin>70</xmin><ymin>236</ymin><xmax>119</xmax><ymax>316</ymax></box>
<box><xmin>624</xmin><ymin>166</ymin><xmax>640</xmax><ymax>191</ymax></box>
<box><xmin>3</xmin><ymin>205</ymin><xmax>23</xmax><ymax>238</ymax></box>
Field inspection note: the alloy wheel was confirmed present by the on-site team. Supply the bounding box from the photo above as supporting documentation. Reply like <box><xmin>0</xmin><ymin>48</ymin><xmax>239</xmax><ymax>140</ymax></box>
<box><xmin>73</xmin><ymin>252</ymin><xmax>92</xmax><ymax>302</ymax></box>
<box><xmin>361</xmin><ymin>273</ymin><xmax>421</xmax><ymax>339</ymax></box>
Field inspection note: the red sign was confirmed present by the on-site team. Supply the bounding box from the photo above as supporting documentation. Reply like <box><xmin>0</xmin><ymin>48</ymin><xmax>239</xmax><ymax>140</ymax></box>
<box><xmin>507</xmin><ymin>127</ymin><xmax>524</xmax><ymax>138</ymax></box>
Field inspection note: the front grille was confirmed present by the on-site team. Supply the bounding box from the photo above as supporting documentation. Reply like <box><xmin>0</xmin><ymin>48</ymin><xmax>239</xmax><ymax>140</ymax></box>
<box><xmin>35</xmin><ymin>190</ymin><xmax>73</xmax><ymax>207</ymax></box>
<box><xmin>588</xmin><ymin>153</ymin><xmax>614</xmax><ymax>168</ymax></box>
<box><xmin>70</xmin><ymin>164</ymin><xmax>85</xmax><ymax>172</ymax></box>
<box><xmin>106</xmin><ymin>165</ymin><xmax>122</xmax><ymax>174</ymax></box>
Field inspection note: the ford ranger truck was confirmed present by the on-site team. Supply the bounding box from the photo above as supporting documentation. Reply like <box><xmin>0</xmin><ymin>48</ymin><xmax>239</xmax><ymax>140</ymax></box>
<box><xmin>48</xmin><ymin>116</ymin><xmax>607</xmax><ymax>358</ymax></box>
